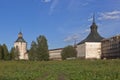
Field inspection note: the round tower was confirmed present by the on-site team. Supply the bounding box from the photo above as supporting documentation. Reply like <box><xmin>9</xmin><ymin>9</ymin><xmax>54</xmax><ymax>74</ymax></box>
<box><xmin>14</xmin><ymin>32</ymin><xmax>28</xmax><ymax>60</ymax></box>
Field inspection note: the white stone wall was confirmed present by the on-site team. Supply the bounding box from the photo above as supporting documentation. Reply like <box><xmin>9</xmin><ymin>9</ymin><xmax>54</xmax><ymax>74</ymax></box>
<box><xmin>85</xmin><ymin>42</ymin><xmax>101</xmax><ymax>59</ymax></box>
<box><xmin>49</xmin><ymin>42</ymin><xmax>102</xmax><ymax>60</ymax></box>
<box><xmin>49</xmin><ymin>49</ymin><xmax>62</xmax><ymax>60</ymax></box>
<box><xmin>76</xmin><ymin>44</ymin><xmax>86</xmax><ymax>58</ymax></box>
<box><xmin>14</xmin><ymin>42</ymin><xmax>28</xmax><ymax>60</ymax></box>
<box><xmin>76</xmin><ymin>42</ymin><xmax>101</xmax><ymax>59</ymax></box>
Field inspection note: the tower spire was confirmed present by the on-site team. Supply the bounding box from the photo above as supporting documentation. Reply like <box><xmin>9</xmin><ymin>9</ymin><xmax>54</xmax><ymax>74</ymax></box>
<box><xmin>93</xmin><ymin>13</ymin><xmax>95</xmax><ymax>24</ymax></box>
<box><xmin>90</xmin><ymin>13</ymin><xmax>97</xmax><ymax>32</ymax></box>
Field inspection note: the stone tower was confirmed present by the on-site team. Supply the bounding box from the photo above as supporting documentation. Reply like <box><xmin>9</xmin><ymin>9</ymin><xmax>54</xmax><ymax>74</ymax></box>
<box><xmin>14</xmin><ymin>32</ymin><xmax>28</xmax><ymax>60</ymax></box>
<box><xmin>77</xmin><ymin>15</ymin><xmax>104</xmax><ymax>59</ymax></box>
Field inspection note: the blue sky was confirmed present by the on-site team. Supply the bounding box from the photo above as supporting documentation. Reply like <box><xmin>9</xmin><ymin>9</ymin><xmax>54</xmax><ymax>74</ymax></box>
<box><xmin>0</xmin><ymin>0</ymin><xmax>120</xmax><ymax>50</ymax></box>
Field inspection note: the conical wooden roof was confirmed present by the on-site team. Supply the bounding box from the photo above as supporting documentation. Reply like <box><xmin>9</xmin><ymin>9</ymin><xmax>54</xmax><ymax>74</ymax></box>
<box><xmin>78</xmin><ymin>16</ymin><xmax>104</xmax><ymax>45</ymax></box>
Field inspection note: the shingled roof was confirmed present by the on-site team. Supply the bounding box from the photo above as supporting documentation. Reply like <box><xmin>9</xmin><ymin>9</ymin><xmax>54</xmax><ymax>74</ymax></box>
<box><xmin>78</xmin><ymin>16</ymin><xmax>104</xmax><ymax>45</ymax></box>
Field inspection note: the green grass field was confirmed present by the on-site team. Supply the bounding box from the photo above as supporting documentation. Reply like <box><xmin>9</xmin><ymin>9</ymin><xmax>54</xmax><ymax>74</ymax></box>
<box><xmin>0</xmin><ymin>60</ymin><xmax>120</xmax><ymax>80</ymax></box>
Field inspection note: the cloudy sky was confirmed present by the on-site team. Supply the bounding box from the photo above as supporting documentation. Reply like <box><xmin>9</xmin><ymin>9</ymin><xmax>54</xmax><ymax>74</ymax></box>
<box><xmin>0</xmin><ymin>0</ymin><xmax>120</xmax><ymax>50</ymax></box>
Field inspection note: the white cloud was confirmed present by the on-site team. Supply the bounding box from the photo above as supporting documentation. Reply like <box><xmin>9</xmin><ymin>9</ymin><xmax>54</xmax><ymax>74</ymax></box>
<box><xmin>49</xmin><ymin>0</ymin><xmax>59</xmax><ymax>15</ymax></box>
<box><xmin>85</xmin><ymin>28</ymin><xmax>90</xmax><ymax>33</ymax></box>
<box><xmin>64</xmin><ymin>28</ymin><xmax>90</xmax><ymax>42</ymax></box>
<box><xmin>88</xmin><ymin>17</ymin><xmax>93</xmax><ymax>21</ymax></box>
<box><xmin>64</xmin><ymin>37</ymin><xmax>72</xmax><ymax>42</ymax></box>
<box><xmin>98</xmin><ymin>10</ymin><xmax>120</xmax><ymax>20</ymax></box>
<box><xmin>105</xmin><ymin>10</ymin><xmax>120</xmax><ymax>15</ymax></box>
<box><xmin>64</xmin><ymin>34</ymin><xmax>79</xmax><ymax>42</ymax></box>
<box><xmin>41</xmin><ymin>0</ymin><xmax>59</xmax><ymax>15</ymax></box>
<box><xmin>68</xmin><ymin>0</ymin><xmax>89</xmax><ymax>11</ymax></box>
<box><xmin>41</xmin><ymin>0</ymin><xmax>51</xmax><ymax>3</ymax></box>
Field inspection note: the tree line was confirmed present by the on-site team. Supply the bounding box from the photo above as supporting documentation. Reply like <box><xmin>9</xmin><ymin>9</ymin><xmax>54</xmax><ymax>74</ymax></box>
<box><xmin>0</xmin><ymin>44</ymin><xmax>20</xmax><ymax>60</ymax></box>
<box><xmin>0</xmin><ymin>35</ymin><xmax>77</xmax><ymax>61</ymax></box>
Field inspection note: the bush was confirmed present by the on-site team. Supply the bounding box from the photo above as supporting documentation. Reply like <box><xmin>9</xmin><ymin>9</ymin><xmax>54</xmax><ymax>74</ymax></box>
<box><xmin>61</xmin><ymin>45</ymin><xmax>77</xmax><ymax>60</ymax></box>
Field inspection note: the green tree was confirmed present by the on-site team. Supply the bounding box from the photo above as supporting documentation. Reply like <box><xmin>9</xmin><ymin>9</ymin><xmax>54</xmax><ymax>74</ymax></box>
<box><xmin>36</xmin><ymin>35</ymin><xmax>49</xmax><ymax>61</ymax></box>
<box><xmin>10</xmin><ymin>47</ymin><xmax>15</xmax><ymax>60</ymax></box>
<box><xmin>29</xmin><ymin>41</ymin><xmax>37</xmax><ymax>61</ymax></box>
<box><xmin>14</xmin><ymin>46</ymin><xmax>20</xmax><ymax>60</ymax></box>
<box><xmin>61</xmin><ymin>45</ymin><xmax>77</xmax><ymax>60</ymax></box>
<box><xmin>2</xmin><ymin>44</ymin><xmax>9</xmax><ymax>60</ymax></box>
<box><xmin>28</xmin><ymin>35</ymin><xmax>49</xmax><ymax>61</ymax></box>
<box><xmin>0</xmin><ymin>45</ymin><xmax>3</xmax><ymax>60</ymax></box>
<box><xmin>9</xmin><ymin>47</ymin><xmax>20</xmax><ymax>60</ymax></box>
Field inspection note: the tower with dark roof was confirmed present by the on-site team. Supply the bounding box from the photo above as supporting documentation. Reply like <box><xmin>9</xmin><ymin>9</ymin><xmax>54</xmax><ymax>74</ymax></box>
<box><xmin>76</xmin><ymin>15</ymin><xmax>104</xmax><ymax>59</ymax></box>
<box><xmin>78</xmin><ymin>15</ymin><xmax>103</xmax><ymax>45</ymax></box>
<box><xmin>14</xmin><ymin>32</ymin><xmax>28</xmax><ymax>60</ymax></box>
<box><xmin>16</xmin><ymin>32</ymin><xmax>26</xmax><ymax>42</ymax></box>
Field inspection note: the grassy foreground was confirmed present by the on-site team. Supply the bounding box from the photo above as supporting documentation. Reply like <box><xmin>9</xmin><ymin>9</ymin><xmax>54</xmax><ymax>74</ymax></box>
<box><xmin>0</xmin><ymin>60</ymin><xmax>120</xmax><ymax>80</ymax></box>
